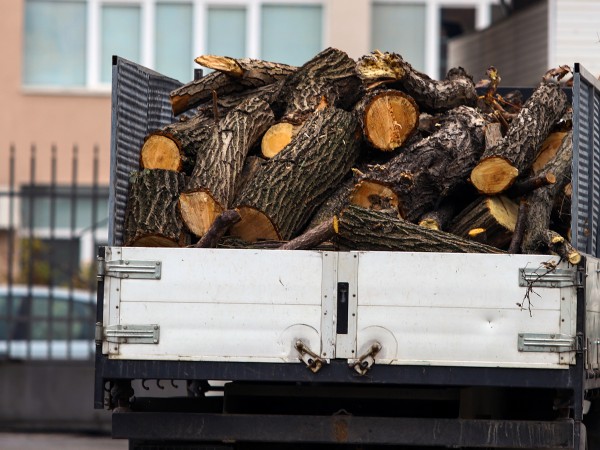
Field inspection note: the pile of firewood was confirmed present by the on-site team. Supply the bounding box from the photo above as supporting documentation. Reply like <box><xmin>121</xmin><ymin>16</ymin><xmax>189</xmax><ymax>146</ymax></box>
<box><xmin>124</xmin><ymin>47</ymin><xmax>578</xmax><ymax>262</ymax></box>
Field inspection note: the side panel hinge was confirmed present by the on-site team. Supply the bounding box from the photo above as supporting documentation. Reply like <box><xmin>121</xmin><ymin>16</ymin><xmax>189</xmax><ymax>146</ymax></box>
<box><xmin>97</xmin><ymin>258</ymin><xmax>162</xmax><ymax>280</ymax></box>
<box><xmin>518</xmin><ymin>333</ymin><xmax>578</xmax><ymax>353</ymax></box>
<box><xmin>519</xmin><ymin>267</ymin><xmax>581</xmax><ymax>288</ymax></box>
<box><xmin>96</xmin><ymin>323</ymin><xmax>160</xmax><ymax>345</ymax></box>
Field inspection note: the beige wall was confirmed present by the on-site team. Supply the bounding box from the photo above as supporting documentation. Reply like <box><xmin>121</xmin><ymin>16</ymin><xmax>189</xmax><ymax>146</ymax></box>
<box><xmin>0</xmin><ymin>0</ymin><xmax>371</xmax><ymax>188</ymax></box>
<box><xmin>327</xmin><ymin>0</ymin><xmax>372</xmax><ymax>59</ymax></box>
<box><xmin>0</xmin><ymin>0</ymin><xmax>112</xmax><ymax>187</ymax></box>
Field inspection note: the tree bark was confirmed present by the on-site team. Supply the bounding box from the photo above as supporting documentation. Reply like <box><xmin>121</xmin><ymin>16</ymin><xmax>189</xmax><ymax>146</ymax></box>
<box><xmin>449</xmin><ymin>195</ymin><xmax>519</xmax><ymax>249</ymax></box>
<box><xmin>170</xmin><ymin>57</ymin><xmax>295</xmax><ymax>116</ymax></box>
<box><xmin>355</xmin><ymin>89</ymin><xmax>419</xmax><ymax>151</ymax></box>
<box><xmin>231</xmin><ymin>106</ymin><xmax>361</xmax><ymax>241</ymax></box>
<box><xmin>521</xmin><ymin>130</ymin><xmax>574</xmax><ymax>256</ymax></box>
<box><xmin>470</xmin><ymin>81</ymin><xmax>568</xmax><ymax>195</ymax></box>
<box><xmin>178</xmin><ymin>97</ymin><xmax>274</xmax><ymax>237</ymax></box>
<box><xmin>356</xmin><ymin>51</ymin><xmax>478</xmax><ymax>113</ymax></box>
<box><xmin>353</xmin><ymin>105</ymin><xmax>486</xmax><ymax>222</ymax></box>
<box><xmin>336</xmin><ymin>205</ymin><xmax>503</xmax><ymax>253</ymax></box>
<box><xmin>124</xmin><ymin>169</ymin><xmax>189</xmax><ymax>247</ymax></box>
<box><xmin>272</xmin><ymin>47</ymin><xmax>363</xmax><ymax>124</ymax></box>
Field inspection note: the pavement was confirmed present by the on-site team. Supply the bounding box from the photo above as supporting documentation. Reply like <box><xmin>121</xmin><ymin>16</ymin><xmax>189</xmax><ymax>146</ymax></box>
<box><xmin>0</xmin><ymin>432</ymin><xmax>128</xmax><ymax>450</ymax></box>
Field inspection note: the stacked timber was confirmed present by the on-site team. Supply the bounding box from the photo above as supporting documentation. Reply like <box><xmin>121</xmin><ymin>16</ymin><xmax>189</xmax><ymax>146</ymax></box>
<box><xmin>124</xmin><ymin>48</ymin><xmax>578</xmax><ymax>262</ymax></box>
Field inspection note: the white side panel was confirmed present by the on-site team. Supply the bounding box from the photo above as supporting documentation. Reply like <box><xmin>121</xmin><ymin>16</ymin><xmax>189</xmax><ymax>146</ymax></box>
<box><xmin>356</xmin><ymin>252</ymin><xmax>574</xmax><ymax>369</ymax></box>
<box><xmin>116</xmin><ymin>303</ymin><xmax>321</xmax><ymax>362</ymax></box>
<box><xmin>586</xmin><ymin>257</ymin><xmax>600</xmax><ymax>370</ymax></box>
<box><xmin>117</xmin><ymin>247</ymin><xmax>323</xmax><ymax>305</ymax></box>
<box><xmin>104</xmin><ymin>247</ymin><xmax>324</xmax><ymax>362</ymax></box>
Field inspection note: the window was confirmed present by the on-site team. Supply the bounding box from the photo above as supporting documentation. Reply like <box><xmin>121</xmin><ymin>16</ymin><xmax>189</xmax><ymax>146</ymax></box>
<box><xmin>23</xmin><ymin>0</ymin><xmax>87</xmax><ymax>87</ymax></box>
<box><xmin>100</xmin><ymin>4</ymin><xmax>142</xmax><ymax>83</ymax></box>
<box><xmin>261</xmin><ymin>5</ymin><xmax>323</xmax><ymax>66</ymax></box>
<box><xmin>22</xmin><ymin>0</ymin><xmax>325</xmax><ymax>89</ymax></box>
<box><xmin>371</xmin><ymin>3</ymin><xmax>427</xmax><ymax>72</ymax></box>
<box><xmin>206</xmin><ymin>6</ymin><xmax>246</xmax><ymax>59</ymax></box>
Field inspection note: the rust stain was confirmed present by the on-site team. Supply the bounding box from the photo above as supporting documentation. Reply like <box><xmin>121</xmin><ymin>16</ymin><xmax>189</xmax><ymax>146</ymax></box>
<box><xmin>333</xmin><ymin>417</ymin><xmax>349</xmax><ymax>443</ymax></box>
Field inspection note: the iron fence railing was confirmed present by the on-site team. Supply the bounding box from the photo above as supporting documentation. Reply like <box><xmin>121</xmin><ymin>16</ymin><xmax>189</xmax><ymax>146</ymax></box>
<box><xmin>0</xmin><ymin>144</ymin><xmax>109</xmax><ymax>361</ymax></box>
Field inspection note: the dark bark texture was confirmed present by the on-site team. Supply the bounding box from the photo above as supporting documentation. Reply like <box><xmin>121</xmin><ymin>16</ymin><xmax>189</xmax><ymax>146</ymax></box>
<box><xmin>356</xmin><ymin>51</ymin><xmax>478</xmax><ymax>113</ymax></box>
<box><xmin>272</xmin><ymin>47</ymin><xmax>363</xmax><ymax>124</ymax></box>
<box><xmin>234</xmin><ymin>106</ymin><xmax>361</xmax><ymax>240</ymax></box>
<box><xmin>521</xmin><ymin>130</ymin><xmax>573</xmax><ymax>255</ymax></box>
<box><xmin>170</xmin><ymin>58</ymin><xmax>295</xmax><ymax>116</ymax></box>
<box><xmin>337</xmin><ymin>205</ymin><xmax>504</xmax><ymax>253</ymax></box>
<box><xmin>185</xmin><ymin>97</ymin><xmax>275</xmax><ymax>209</ymax></box>
<box><xmin>124</xmin><ymin>169</ymin><xmax>189</xmax><ymax>247</ymax></box>
<box><xmin>359</xmin><ymin>105</ymin><xmax>486</xmax><ymax>222</ymax></box>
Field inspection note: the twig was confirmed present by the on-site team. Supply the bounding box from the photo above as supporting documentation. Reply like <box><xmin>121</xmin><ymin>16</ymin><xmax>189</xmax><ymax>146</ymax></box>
<box><xmin>193</xmin><ymin>209</ymin><xmax>241</xmax><ymax>248</ymax></box>
<box><xmin>279</xmin><ymin>218</ymin><xmax>337</xmax><ymax>250</ymax></box>
<box><xmin>506</xmin><ymin>173</ymin><xmax>556</xmax><ymax>198</ymax></box>
<box><xmin>508</xmin><ymin>199</ymin><xmax>528</xmax><ymax>253</ymax></box>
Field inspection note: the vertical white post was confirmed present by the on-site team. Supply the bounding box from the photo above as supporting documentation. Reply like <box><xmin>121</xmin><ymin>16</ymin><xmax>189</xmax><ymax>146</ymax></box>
<box><xmin>425</xmin><ymin>0</ymin><xmax>440</xmax><ymax>79</ymax></box>
<box><xmin>87</xmin><ymin>0</ymin><xmax>100</xmax><ymax>88</ymax></box>
<box><xmin>193</xmin><ymin>0</ymin><xmax>206</xmax><ymax>59</ymax></box>
<box><xmin>141</xmin><ymin>0</ymin><xmax>155</xmax><ymax>69</ymax></box>
<box><xmin>475</xmin><ymin>1</ymin><xmax>491</xmax><ymax>30</ymax></box>
<box><xmin>247</xmin><ymin>0</ymin><xmax>261</xmax><ymax>59</ymax></box>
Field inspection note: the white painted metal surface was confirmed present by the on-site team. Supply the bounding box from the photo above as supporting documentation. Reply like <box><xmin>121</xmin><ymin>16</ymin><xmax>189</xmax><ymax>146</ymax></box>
<box><xmin>102</xmin><ymin>247</ymin><xmax>579</xmax><ymax>369</ymax></box>
<box><xmin>355</xmin><ymin>252</ymin><xmax>575</xmax><ymax>369</ymax></box>
<box><xmin>586</xmin><ymin>257</ymin><xmax>600</xmax><ymax>371</ymax></box>
<box><xmin>103</xmin><ymin>247</ymin><xmax>324</xmax><ymax>362</ymax></box>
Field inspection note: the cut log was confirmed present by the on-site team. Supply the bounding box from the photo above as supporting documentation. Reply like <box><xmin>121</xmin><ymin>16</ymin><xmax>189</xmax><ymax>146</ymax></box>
<box><xmin>531</xmin><ymin>131</ymin><xmax>569</xmax><ymax>174</ymax></box>
<box><xmin>307</xmin><ymin>177</ymin><xmax>357</xmax><ymax>229</ymax></box>
<box><xmin>449</xmin><ymin>195</ymin><xmax>519</xmax><ymax>249</ymax></box>
<box><xmin>356</xmin><ymin>51</ymin><xmax>477</xmax><ymax>113</ymax></box>
<box><xmin>231</xmin><ymin>106</ymin><xmax>360</xmax><ymax>241</ymax></box>
<box><xmin>260</xmin><ymin>122</ymin><xmax>301</xmax><ymax>158</ymax></box>
<box><xmin>124</xmin><ymin>169</ymin><xmax>189</xmax><ymax>247</ymax></box>
<box><xmin>336</xmin><ymin>205</ymin><xmax>503</xmax><ymax>253</ymax></box>
<box><xmin>355</xmin><ymin>89</ymin><xmax>419</xmax><ymax>151</ymax></box>
<box><xmin>180</xmin><ymin>97</ymin><xmax>275</xmax><ymax>237</ymax></box>
<box><xmin>273</xmin><ymin>47</ymin><xmax>363</xmax><ymax>124</ymax></box>
<box><xmin>418</xmin><ymin>201</ymin><xmax>456</xmax><ymax>231</ymax></box>
<box><xmin>470</xmin><ymin>81</ymin><xmax>568</xmax><ymax>194</ymax></box>
<box><xmin>140</xmin><ymin>114</ymin><xmax>215</xmax><ymax>174</ymax></box>
<box><xmin>170</xmin><ymin>57</ymin><xmax>295</xmax><ymax>116</ymax></box>
<box><xmin>353</xmin><ymin>105</ymin><xmax>485</xmax><ymax>222</ymax></box>
<box><xmin>521</xmin><ymin>130</ymin><xmax>573</xmax><ymax>256</ymax></box>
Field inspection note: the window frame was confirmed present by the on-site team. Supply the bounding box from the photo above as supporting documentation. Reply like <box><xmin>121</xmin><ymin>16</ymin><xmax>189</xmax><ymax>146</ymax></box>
<box><xmin>23</xmin><ymin>0</ymin><xmax>325</xmax><ymax>92</ymax></box>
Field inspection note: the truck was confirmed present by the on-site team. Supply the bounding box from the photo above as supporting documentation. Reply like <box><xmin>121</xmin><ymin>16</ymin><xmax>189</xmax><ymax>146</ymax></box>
<box><xmin>94</xmin><ymin>56</ymin><xmax>600</xmax><ymax>449</ymax></box>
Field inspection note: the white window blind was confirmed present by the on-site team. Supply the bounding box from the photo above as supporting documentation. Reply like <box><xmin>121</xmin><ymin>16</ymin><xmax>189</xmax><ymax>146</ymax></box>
<box><xmin>206</xmin><ymin>7</ymin><xmax>247</xmax><ymax>60</ymax></box>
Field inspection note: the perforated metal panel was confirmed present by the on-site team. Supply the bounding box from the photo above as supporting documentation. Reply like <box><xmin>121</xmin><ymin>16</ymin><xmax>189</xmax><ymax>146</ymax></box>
<box><xmin>108</xmin><ymin>56</ymin><xmax>182</xmax><ymax>245</ymax></box>
<box><xmin>572</xmin><ymin>63</ymin><xmax>600</xmax><ymax>257</ymax></box>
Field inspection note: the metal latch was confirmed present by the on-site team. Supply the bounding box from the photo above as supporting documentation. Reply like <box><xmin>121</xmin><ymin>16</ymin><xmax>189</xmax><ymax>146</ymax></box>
<box><xmin>349</xmin><ymin>342</ymin><xmax>382</xmax><ymax>375</ymax></box>
<box><xmin>96</xmin><ymin>324</ymin><xmax>160</xmax><ymax>345</ymax></box>
<box><xmin>519</xmin><ymin>267</ymin><xmax>581</xmax><ymax>288</ymax></box>
<box><xmin>295</xmin><ymin>340</ymin><xmax>325</xmax><ymax>373</ymax></box>
<box><xmin>97</xmin><ymin>258</ymin><xmax>162</xmax><ymax>280</ymax></box>
<box><xmin>518</xmin><ymin>333</ymin><xmax>578</xmax><ymax>353</ymax></box>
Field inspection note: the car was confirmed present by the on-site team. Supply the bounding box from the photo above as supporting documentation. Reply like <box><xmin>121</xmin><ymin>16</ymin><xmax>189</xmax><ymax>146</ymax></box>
<box><xmin>0</xmin><ymin>285</ymin><xmax>96</xmax><ymax>360</ymax></box>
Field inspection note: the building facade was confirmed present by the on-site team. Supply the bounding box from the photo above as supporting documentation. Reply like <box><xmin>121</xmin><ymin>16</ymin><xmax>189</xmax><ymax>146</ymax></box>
<box><xmin>0</xmin><ymin>0</ymin><xmax>501</xmax><ymax>282</ymax></box>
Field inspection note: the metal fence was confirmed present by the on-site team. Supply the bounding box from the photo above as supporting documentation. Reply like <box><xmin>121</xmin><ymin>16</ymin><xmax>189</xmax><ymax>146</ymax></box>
<box><xmin>0</xmin><ymin>144</ymin><xmax>109</xmax><ymax>361</ymax></box>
